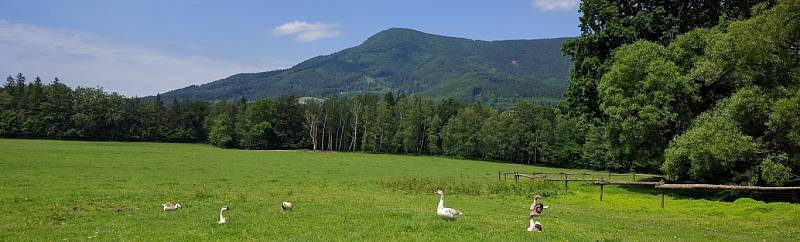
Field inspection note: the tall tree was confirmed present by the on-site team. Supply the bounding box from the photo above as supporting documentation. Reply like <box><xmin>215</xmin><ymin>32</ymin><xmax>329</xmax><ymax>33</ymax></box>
<box><xmin>441</xmin><ymin>103</ymin><xmax>488</xmax><ymax>158</ymax></box>
<box><xmin>303</xmin><ymin>100</ymin><xmax>321</xmax><ymax>151</ymax></box>
<box><xmin>273</xmin><ymin>95</ymin><xmax>306</xmax><ymax>149</ymax></box>
<box><xmin>598</xmin><ymin>41</ymin><xmax>698</xmax><ymax>171</ymax></box>
<box><xmin>562</xmin><ymin>0</ymin><xmax>772</xmax><ymax>120</ymax></box>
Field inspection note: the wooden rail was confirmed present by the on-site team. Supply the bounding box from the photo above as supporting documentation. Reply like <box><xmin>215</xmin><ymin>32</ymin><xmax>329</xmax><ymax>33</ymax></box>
<box><xmin>516</xmin><ymin>173</ymin><xmax>545</xmax><ymax>179</ymax></box>
<box><xmin>498</xmin><ymin>171</ymin><xmax>594</xmax><ymax>176</ymax></box>
<box><xmin>594</xmin><ymin>180</ymin><xmax>663</xmax><ymax>186</ymax></box>
<box><xmin>498</xmin><ymin>171</ymin><xmax>610</xmax><ymax>182</ymax></box>
<box><xmin>495</xmin><ymin>172</ymin><xmax>798</xmax><ymax>209</ymax></box>
<box><xmin>608</xmin><ymin>173</ymin><xmax>664</xmax><ymax>177</ymax></box>
<box><xmin>607</xmin><ymin>172</ymin><xmax>664</xmax><ymax>181</ymax></box>
<box><xmin>498</xmin><ymin>171</ymin><xmax>663</xmax><ymax>182</ymax></box>
<box><xmin>544</xmin><ymin>178</ymin><xmax>597</xmax><ymax>182</ymax></box>
<box><xmin>656</xmin><ymin>184</ymin><xmax>800</xmax><ymax>191</ymax></box>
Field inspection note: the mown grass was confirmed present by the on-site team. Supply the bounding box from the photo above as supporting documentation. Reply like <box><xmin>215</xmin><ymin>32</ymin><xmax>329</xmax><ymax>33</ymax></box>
<box><xmin>0</xmin><ymin>139</ymin><xmax>798</xmax><ymax>241</ymax></box>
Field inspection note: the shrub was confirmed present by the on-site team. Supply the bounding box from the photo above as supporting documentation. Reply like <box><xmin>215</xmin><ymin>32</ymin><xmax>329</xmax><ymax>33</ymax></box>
<box><xmin>761</xmin><ymin>153</ymin><xmax>792</xmax><ymax>186</ymax></box>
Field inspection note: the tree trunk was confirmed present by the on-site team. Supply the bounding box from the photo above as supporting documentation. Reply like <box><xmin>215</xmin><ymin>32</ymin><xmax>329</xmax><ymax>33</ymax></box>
<box><xmin>350</xmin><ymin>104</ymin><xmax>362</xmax><ymax>151</ymax></box>
<box><xmin>303</xmin><ymin>109</ymin><xmax>319</xmax><ymax>151</ymax></box>
<box><xmin>322</xmin><ymin>108</ymin><xmax>328</xmax><ymax>151</ymax></box>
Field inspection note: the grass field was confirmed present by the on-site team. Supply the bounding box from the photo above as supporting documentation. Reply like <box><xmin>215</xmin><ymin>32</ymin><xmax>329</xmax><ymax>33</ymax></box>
<box><xmin>1</xmin><ymin>139</ymin><xmax>798</xmax><ymax>241</ymax></box>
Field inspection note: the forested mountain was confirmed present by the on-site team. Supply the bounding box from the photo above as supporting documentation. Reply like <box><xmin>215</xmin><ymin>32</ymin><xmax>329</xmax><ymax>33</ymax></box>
<box><xmin>163</xmin><ymin>28</ymin><xmax>571</xmax><ymax>105</ymax></box>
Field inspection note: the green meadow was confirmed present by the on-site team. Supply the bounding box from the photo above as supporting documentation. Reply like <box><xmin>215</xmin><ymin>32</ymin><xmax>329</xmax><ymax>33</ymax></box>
<box><xmin>0</xmin><ymin>139</ymin><xmax>798</xmax><ymax>241</ymax></box>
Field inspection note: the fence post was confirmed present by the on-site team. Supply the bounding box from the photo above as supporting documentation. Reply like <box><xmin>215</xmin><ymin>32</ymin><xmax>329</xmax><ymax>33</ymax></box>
<box><xmin>600</xmin><ymin>183</ymin><xmax>604</xmax><ymax>201</ymax></box>
<box><xmin>514</xmin><ymin>172</ymin><xmax>519</xmax><ymax>184</ymax></box>
<box><xmin>600</xmin><ymin>177</ymin><xmax>606</xmax><ymax>202</ymax></box>
<box><xmin>564</xmin><ymin>174</ymin><xmax>569</xmax><ymax>192</ymax></box>
<box><xmin>498</xmin><ymin>171</ymin><xmax>501</xmax><ymax>181</ymax></box>
<box><xmin>659</xmin><ymin>180</ymin><xmax>666</xmax><ymax>208</ymax></box>
<box><xmin>632</xmin><ymin>173</ymin><xmax>636</xmax><ymax>181</ymax></box>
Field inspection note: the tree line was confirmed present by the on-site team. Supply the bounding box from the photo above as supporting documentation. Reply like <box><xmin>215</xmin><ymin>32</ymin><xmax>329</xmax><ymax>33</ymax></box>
<box><xmin>0</xmin><ymin>77</ymin><xmax>595</xmax><ymax>168</ymax></box>
<box><xmin>0</xmin><ymin>74</ymin><xmax>210</xmax><ymax>143</ymax></box>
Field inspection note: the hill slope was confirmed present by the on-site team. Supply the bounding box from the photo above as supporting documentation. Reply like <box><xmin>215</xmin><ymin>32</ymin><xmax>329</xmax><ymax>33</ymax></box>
<box><xmin>163</xmin><ymin>28</ymin><xmax>571</xmax><ymax>104</ymax></box>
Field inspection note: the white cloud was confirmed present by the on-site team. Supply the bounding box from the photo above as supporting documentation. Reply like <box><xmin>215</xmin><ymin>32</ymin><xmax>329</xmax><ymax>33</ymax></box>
<box><xmin>532</xmin><ymin>0</ymin><xmax>579</xmax><ymax>12</ymax></box>
<box><xmin>0</xmin><ymin>19</ymin><xmax>277</xmax><ymax>97</ymax></box>
<box><xmin>272</xmin><ymin>21</ymin><xmax>341</xmax><ymax>42</ymax></box>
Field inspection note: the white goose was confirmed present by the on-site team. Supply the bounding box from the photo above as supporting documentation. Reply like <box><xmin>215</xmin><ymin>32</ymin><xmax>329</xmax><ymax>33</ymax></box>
<box><xmin>281</xmin><ymin>201</ymin><xmax>293</xmax><ymax>211</ymax></box>
<box><xmin>162</xmin><ymin>202</ymin><xmax>182</xmax><ymax>211</ymax></box>
<box><xmin>434</xmin><ymin>189</ymin><xmax>461</xmax><ymax>221</ymax></box>
<box><xmin>217</xmin><ymin>206</ymin><xmax>230</xmax><ymax>224</ymax></box>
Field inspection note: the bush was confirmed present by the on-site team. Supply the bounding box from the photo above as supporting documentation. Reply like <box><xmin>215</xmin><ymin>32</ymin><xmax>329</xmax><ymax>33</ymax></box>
<box><xmin>662</xmin><ymin>111</ymin><xmax>760</xmax><ymax>184</ymax></box>
<box><xmin>761</xmin><ymin>153</ymin><xmax>792</xmax><ymax>186</ymax></box>
<box><xmin>208</xmin><ymin>115</ymin><xmax>235</xmax><ymax>148</ymax></box>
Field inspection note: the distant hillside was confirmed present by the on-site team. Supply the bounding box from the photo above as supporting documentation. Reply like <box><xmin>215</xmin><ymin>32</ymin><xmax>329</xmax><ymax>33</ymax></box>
<box><xmin>163</xmin><ymin>28</ymin><xmax>572</xmax><ymax>105</ymax></box>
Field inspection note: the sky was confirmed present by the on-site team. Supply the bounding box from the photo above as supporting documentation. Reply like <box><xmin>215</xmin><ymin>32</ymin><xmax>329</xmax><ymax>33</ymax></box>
<box><xmin>0</xmin><ymin>0</ymin><xmax>581</xmax><ymax>97</ymax></box>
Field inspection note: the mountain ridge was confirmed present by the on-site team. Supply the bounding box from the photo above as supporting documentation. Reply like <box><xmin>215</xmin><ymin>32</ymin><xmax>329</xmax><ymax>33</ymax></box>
<box><xmin>162</xmin><ymin>28</ymin><xmax>572</xmax><ymax>105</ymax></box>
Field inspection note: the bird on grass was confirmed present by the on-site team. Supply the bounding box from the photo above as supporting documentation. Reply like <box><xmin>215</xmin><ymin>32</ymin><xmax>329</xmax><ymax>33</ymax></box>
<box><xmin>281</xmin><ymin>201</ymin><xmax>293</xmax><ymax>211</ymax></box>
<box><xmin>162</xmin><ymin>202</ymin><xmax>182</xmax><ymax>211</ymax></box>
<box><xmin>217</xmin><ymin>206</ymin><xmax>230</xmax><ymax>224</ymax></box>
<box><xmin>527</xmin><ymin>195</ymin><xmax>549</xmax><ymax>232</ymax></box>
<box><xmin>434</xmin><ymin>189</ymin><xmax>461</xmax><ymax>221</ymax></box>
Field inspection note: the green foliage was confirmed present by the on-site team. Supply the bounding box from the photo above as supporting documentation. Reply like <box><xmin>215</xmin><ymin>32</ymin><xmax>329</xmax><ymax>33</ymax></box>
<box><xmin>663</xmin><ymin>110</ymin><xmax>761</xmax><ymax>184</ymax></box>
<box><xmin>163</xmin><ymin>28</ymin><xmax>571</xmax><ymax>105</ymax></box>
<box><xmin>599</xmin><ymin>41</ymin><xmax>697</xmax><ymax>171</ymax></box>
<box><xmin>661</xmin><ymin>85</ymin><xmax>783</xmax><ymax>184</ymax></box>
<box><xmin>272</xmin><ymin>95</ymin><xmax>306</xmax><ymax>149</ymax></box>
<box><xmin>207</xmin><ymin>114</ymin><xmax>235</xmax><ymax>148</ymax></box>
<box><xmin>659</xmin><ymin>0</ymin><xmax>800</xmax><ymax>184</ymax></box>
<box><xmin>477</xmin><ymin>111</ymin><xmax>524</xmax><ymax>161</ymax></box>
<box><xmin>579</xmin><ymin>123</ymin><xmax>609</xmax><ymax>170</ymax></box>
<box><xmin>441</xmin><ymin>103</ymin><xmax>488</xmax><ymax>158</ymax></box>
<box><xmin>761</xmin><ymin>153</ymin><xmax>793</xmax><ymax>186</ymax></box>
<box><xmin>425</xmin><ymin>114</ymin><xmax>443</xmax><ymax>154</ymax></box>
<box><xmin>0</xmin><ymin>110</ymin><xmax>18</xmax><ymax>136</ymax></box>
<box><xmin>240</xmin><ymin>99</ymin><xmax>276</xmax><ymax>149</ymax></box>
<box><xmin>511</xmin><ymin>101</ymin><xmax>555</xmax><ymax>164</ymax></box>
<box><xmin>556</xmin><ymin>0</ymin><xmax>800</xmax><ymax>183</ymax></box>
<box><xmin>728</xmin><ymin>0</ymin><xmax>800</xmax><ymax>87</ymax></box>
<box><xmin>562</xmin><ymin>0</ymin><xmax>771</xmax><ymax>119</ymax></box>
<box><xmin>717</xmin><ymin>86</ymin><xmax>772</xmax><ymax>137</ymax></box>
<box><xmin>768</xmin><ymin>88</ymin><xmax>800</xmax><ymax>157</ymax></box>
<box><xmin>545</xmin><ymin>115</ymin><xmax>584</xmax><ymax>167</ymax></box>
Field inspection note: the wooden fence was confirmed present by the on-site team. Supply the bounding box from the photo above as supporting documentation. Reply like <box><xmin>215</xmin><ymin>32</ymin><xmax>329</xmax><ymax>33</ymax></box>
<box><xmin>656</xmin><ymin>184</ymin><xmax>800</xmax><ymax>191</ymax></box>
<box><xmin>497</xmin><ymin>171</ymin><xmax>664</xmax><ymax>182</ymax></box>
<box><xmin>496</xmin><ymin>172</ymin><xmax>800</xmax><ymax>208</ymax></box>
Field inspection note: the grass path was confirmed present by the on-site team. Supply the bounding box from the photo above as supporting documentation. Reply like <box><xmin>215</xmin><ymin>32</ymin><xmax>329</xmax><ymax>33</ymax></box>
<box><xmin>0</xmin><ymin>139</ymin><xmax>798</xmax><ymax>241</ymax></box>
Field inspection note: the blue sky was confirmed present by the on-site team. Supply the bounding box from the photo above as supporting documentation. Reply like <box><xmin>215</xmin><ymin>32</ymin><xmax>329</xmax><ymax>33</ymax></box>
<box><xmin>0</xmin><ymin>0</ymin><xmax>580</xmax><ymax>96</ymax></box>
